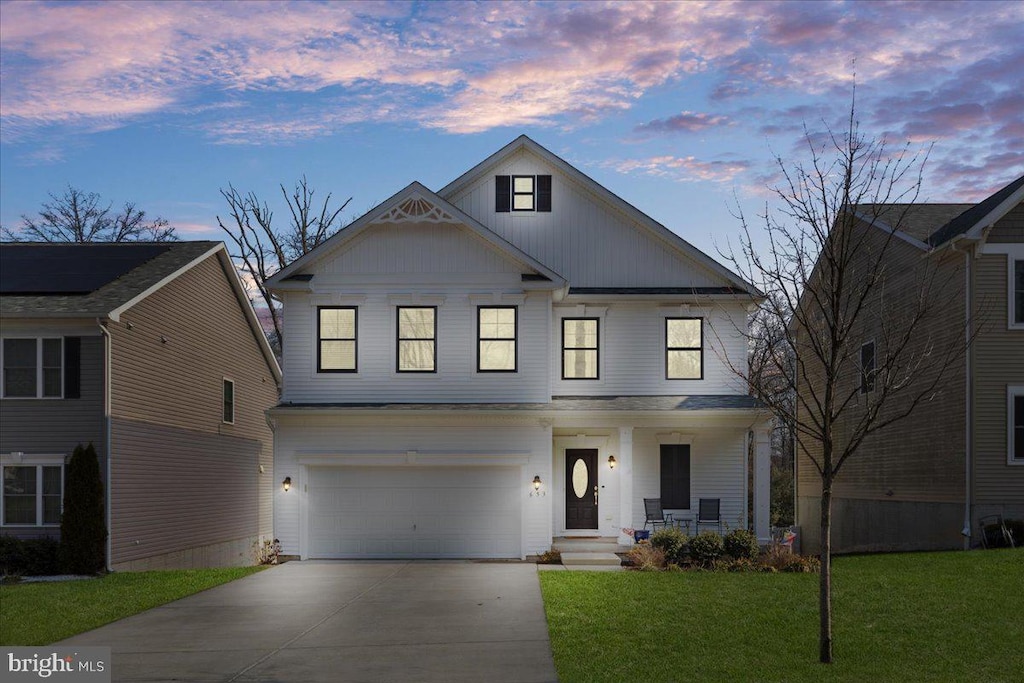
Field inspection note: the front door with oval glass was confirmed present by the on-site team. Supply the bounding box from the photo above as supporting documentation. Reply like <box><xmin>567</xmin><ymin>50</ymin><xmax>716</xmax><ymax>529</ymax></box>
<box><xmin>565</xmin><ymin>449</ymin><xmax>598</xmax><ymax>529</ymax></box>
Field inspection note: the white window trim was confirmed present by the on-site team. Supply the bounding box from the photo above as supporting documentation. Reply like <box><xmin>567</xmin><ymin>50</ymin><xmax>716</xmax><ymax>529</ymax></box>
<box><xmin>222</xmin><ymin>377</ymin><xmax>235</xmax><ymax>425</ymax></box>
<box><xmin>0</xmin><ymin>337</ymin><xmax>64</xmax><ymax>399</ymax></box>
<box><xmin>1009</xmin><ymin>385</ymin><xmax>1024</xmax><ymax>466</ymax></box>
<box><xmin>1009</xmin><ymin>257</ymin><xmax>1024</xmax><ymax>331</ymax></box>
<box><xmin>0</xmin><ymin>453</ymin><xmax>66</xmax><ymax>527</ymax></box>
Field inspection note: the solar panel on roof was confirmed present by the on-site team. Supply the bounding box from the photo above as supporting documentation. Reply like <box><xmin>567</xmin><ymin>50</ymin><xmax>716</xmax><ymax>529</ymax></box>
<box><xmin>0</xmin><ymin>244</ymin><xmax>171</xmax><ymax>295</ymax></box>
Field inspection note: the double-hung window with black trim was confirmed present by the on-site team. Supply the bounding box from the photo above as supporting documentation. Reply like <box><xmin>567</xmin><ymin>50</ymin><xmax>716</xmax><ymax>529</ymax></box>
<box><xmin>222</xmin><ymin>378</ymin><xmax>235</xmax><ymax>424</ymax></box>
<box><xmin>1013</xmin><ymin>259</ymin><xmax>1023</xmax><ymax>326</ymax></box>
<box><xmin>1011</xmin><ymin>388</ymin><xmax>1023</xmax><ymax>463</ymax></box>
<box><xmin>318</xmin><ymin>307</ymin><xmax>357</xmax><ymax>373</ymax></box>
<box><xmin>666</xmin><ymin>318</ymin><xmax>702</xmax><ymax>380</ymax></box>
<box><xmin>860</xmin><ymin>341</ymin><xmax>876</xmax><ymax>394</ymax></box>
<box><xmin>562</xmin><ymin>318</ymin><xmax>598</xmax><ymax>379</ymax></box>
<box><xmin>495</xmin><ymin>175</ymin><xmax>551</xmax><ymax>213</ymax></box>
<box><xmin>477</xmin><ymin>306</ymin><xmax>517</xmax><ymax>372</ymax></box>
<box><xmin>660</xmin><ymin>444</ymin><xmax>691</xmax><ymax>509</ymax></box>
<box><xmin>397</xmin><ymin>306</ymin><xmax>437</xmax><ymax>373</ymax></box>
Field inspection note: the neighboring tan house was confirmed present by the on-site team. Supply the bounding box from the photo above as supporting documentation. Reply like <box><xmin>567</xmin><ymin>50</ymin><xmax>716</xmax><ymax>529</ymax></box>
<box><xmin>796</xmin><ymin>175</ymin><xmax>1024</xmax><ymax>553</ymax></box>
<box><xmin>265</xmin><ymin>135</ymin><xmax>772</xmax><ymax>560</ymax></box>
<box><xmin>1</xmin><ymin>241</ymin><xmax>282</xmax><ymax>570</ymax></box>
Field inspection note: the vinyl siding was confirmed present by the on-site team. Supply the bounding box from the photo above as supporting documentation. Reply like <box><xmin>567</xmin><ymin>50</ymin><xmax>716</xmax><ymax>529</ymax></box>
<box><xmin>445</xmin><ymin>148</ymin><xmax>732</xmax><ymax>288</ymax></box>
<box><xmin>971</xmin><ymin>250</ymin><xmax>1024</xmax><ymax>504</ymax></box>
<box><xmin>0</xmin><ymin>331</ymin><xmax>105</xmax><ymax>538</ymax></box>
<box><xmin>108</xmin><ymin>253</ymin><xmax>279</xmax><ymax>565</ymax></box>
<box><xmin>986</xmin><ymin>203</ymin><xmax>1024</xmax><ymax>243</ymax></box>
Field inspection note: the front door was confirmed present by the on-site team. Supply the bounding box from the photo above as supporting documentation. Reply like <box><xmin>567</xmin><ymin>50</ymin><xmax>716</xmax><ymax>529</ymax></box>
<box><xmin>565</xmin><ymin>449</ymin><xmax>598</xmax><ymax>530</ymax></box>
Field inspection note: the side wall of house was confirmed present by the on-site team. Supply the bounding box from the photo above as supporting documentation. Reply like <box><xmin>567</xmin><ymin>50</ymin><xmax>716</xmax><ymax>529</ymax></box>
<box><xmin>972</xmin><ymin>208</ymin><xmax>1024</xmax><ymax>532</ymax></box>
<box><xmin>1</xmin><ymin>324</ymin><xmax>105</xmax><ymax>540</ymax></box>
<box><xmin>797</xmin><ymin>226</ymin><xmax>966</xmax><ymax>553</ymax></box>
<box><xmin>108</xmin><ymin>254</ymin><xmax>279</xmax><ymax>570</ymax></box>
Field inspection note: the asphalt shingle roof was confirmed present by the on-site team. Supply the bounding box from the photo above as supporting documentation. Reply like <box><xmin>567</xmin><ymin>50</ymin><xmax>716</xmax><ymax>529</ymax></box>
<box><xmin>854</xmin><ymin>204</ymin><xmax>972</xmax><ymax>242</ymax></box>
<box><xmin>0</xmin><ymin>241</ymin><xmax>220</xmax><ymax>318</ymax></box>
<box><xmin>927</xmin><ymin>174</ymin><xmax>1024</xmax><ymax>246</ymax></box>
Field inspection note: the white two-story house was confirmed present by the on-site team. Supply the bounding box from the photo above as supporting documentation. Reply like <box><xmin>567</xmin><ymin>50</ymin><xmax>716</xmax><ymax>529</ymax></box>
<box><xmin>266</xmin><ymin>136</ymin><xmax>771</xmax><ymax>559</ymax></box>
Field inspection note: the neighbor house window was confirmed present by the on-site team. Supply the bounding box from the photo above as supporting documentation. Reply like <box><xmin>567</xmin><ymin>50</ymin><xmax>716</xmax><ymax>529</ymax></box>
<box><xmin>397</xmin><ymin>307</ymin><xmax>436</xmax><ymax>372</ymax></box>
<box><xmin>1</xmin><ymin>338</ymin><xmax>62</xmax><ymax>398</ymax></box>
<box><xmin>222</xmin><ymin>379</ymin><xmax>235</xmax><ymax>424</ymax></box>
<box><xmin>1012</xmin><ymin>259</ymin><xmax>1023</xmax><ymax>328</ymax></box>
<box><xmin>1</xmin><ymin>465</ymin><xmax>62</xmax><ymax>526</ymax></box>
<box><xmin>562</xmin><ymin>318</ymin><xmax>598</xmax><ymax>379</ymax></box>
<box><xmin>495</xmin><ymin>175</ymin><xmax>552</xmax><ymax>213</ymax></box>
<box><xmin>666</xmin><ymin>318</ymin><xmax>703</xmax><ymax>380</ymax></box>
<box><xmin>478</xmin><ymin>306</ymin><xmax>517</xmax><ymax>372</ymax></box>
<box><xmin>860</xmin><ymin>341</ymin><xmax>876</xmax><ymax>394</ymax></box>
<box><xmin>318</xmin><ymin>307</ymin><xmax>357</xmax><ymax>372</ymax></box>
<box><xmin>1011</xmin><ymin>386</ymin><xmax>1024</xmax><ymax>464</ymax></box>
<box><xmin>660</xmin><ymin>444</ymin><xmax>691</xmax><ymax>509</ymax></box>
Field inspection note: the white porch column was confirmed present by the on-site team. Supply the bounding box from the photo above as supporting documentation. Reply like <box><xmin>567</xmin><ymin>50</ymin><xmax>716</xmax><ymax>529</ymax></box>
<box><xmin>618</xmin><ymin>426</ymin><xmax>634</xmax><ymax>545</ymax></box>
<box><xmin>754</xmin><ymin>426</ymin><xmax>772</xmax><ymax>543</ymax></box>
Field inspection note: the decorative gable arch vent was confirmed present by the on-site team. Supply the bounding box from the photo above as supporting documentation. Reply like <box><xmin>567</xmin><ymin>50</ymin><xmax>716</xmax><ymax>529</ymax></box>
<box><xmin>371</xmin><ymin>196</ymin><xmax>459</xmax><ymax>225</ymax></box>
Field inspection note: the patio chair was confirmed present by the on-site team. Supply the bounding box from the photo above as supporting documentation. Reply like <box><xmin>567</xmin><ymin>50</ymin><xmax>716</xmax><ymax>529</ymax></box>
<box><xmin>695</xmin><ymin>498</ymin><xmax>722</xmax><ymax>534</ymax></box>
<box><xmin>643</xmin><ymin>498</ymin><xmax>671</xmax><ymax>531</ymax></box>
<box><xmin>978</xmin><ymin>514</ymin><xmax>1016</xmax><ymax>549</ymax></box>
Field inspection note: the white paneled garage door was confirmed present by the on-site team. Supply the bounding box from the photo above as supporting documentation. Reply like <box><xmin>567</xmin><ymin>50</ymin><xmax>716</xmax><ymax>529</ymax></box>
<box><xmin>308</xmin><ymin>466</ymin><xmax>522</xmax><ymax>559</ymax></box>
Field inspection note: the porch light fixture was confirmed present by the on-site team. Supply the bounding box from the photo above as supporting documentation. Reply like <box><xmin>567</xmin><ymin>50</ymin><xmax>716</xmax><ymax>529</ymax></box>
<box><xmin>283</xmin><ymin>477</ymin><xmax>292</xmax><ymax>492</ymax></box>
<box><xmin>532</xmin><ymin>475</ymin><xmax>542</xmax><ymax>491</ymax></box>
<box><xmin>608</xmin><ymin>455</ymin><xmax>617</xmax><ymax>469</ymax></box>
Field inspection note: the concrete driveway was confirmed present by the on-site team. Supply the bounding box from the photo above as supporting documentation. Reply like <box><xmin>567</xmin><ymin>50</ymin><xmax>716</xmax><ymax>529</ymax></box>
<box><xmin>60</xmin><ymin>561</ymin><xmax>558</xmax><ymax>683</ymax></box>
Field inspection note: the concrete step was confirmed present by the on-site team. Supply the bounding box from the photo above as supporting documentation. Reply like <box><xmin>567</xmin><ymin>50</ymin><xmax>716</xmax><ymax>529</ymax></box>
<box><xmin>560</xmin><ymin>552</ymin><xmax>622</xmax><ymax>566</ymax></box>
<box><xmin>552</xmin><ymin>537</ymin><xmax>631</xmax><ymax>553</ymax></box>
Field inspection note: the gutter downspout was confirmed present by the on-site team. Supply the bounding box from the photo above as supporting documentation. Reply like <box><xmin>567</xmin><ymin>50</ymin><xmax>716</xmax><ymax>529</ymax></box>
<box><xmin>950</xmin><ymin>244</ymin><xmax>973</xmax><ymax>549</ymax></box>
<box><xmin>97</xmin><ymin>319</ymin><xmax>113</xmax><ymax>572</ymax></box>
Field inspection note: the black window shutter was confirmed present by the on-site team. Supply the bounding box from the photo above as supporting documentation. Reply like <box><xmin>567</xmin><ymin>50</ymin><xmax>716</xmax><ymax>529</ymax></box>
<box><xmin>495</xmin><ymin>175</ymin><xmax>511</xmax><ymax>212</ymax></box>
<box><xmin>660</xmin><ymin>445</ymin><xmax>691</xmax><ymax>509</ymax></box>
<box><xmin>64</xmin><ymin>337</ymin><xmax>81</xmax><ymax>399</ymax></box>
<box><xmin>537</xmin><ymin>175</ymin><xmax>552</xmax><ymax>212</ymax></box>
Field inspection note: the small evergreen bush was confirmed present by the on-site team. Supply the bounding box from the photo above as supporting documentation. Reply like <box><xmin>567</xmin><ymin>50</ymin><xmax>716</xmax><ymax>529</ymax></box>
<box><xmin>724</xmin><ymin>529</ymin><xmax>760</xmax><ymax>561</ymax></box>
<box><xmin>650</xmin><ymin>527</ymin><xmax>688</xmax><ymax>565</ymax></box>
<box><xmin>0</xmin><ymin>536</ymin><xmax>61</xmax><ymax>576</ymax></box>
<box><xmin>59</xmin><ymin>443</ymin><xmax>107</xmax><ymax>574</ymax></box>
<box><xmin>688</xmin><ymin>531</ymin><xmax>724</xmax><ymax>567</ymax></box>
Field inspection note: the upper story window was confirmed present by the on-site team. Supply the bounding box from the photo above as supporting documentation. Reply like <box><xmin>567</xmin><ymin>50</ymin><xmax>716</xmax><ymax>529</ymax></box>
<box><xmin>2</xmin><ymin>337</ymin><xmax>62</xmax><ymax>398</ymax></box>
<box><xmin>222</xmin><ymin>378</ymin><xmax>235</xmax><ymax>424</ymax></box>
<box><xmin>318</xmin><ymin>307</ymin><xmax>357</xmax><ymax>373</ymax></box>
<box><xmin>478</xmin><ymin>306</ymin><xmax>517</xmax><ymax>372</ymax></box>
<box><xmin>666</xmin><ymin>318</ymin><xmax>702</xmax><ymax>380</ymax></box>
<box><xmin>397</xmin><ymin>306</ymin><xmax>436</xmax><ymax>373</ymax></box>
<box><xmin>1010</xmin><ymin>386</ymin><xmax>1024</xmax><ymax>465</ymax></box>
<box><xmin>562</xmin><ymin>318</ymin><xmax>598</xmax><ymax>380</ymax></box>
<box><xmin>2</xmin><ymin>464</ymin><xmax>62</xmax><ymax>526</ymax></box>
<box><xmin>860</xmin><ymin>341</ymin><xmax>876</xmax><ymax>394</ymax></box>
<box><xmin>1012</xmin><ymin>259</ymin><xmax>1023</xmax><ymax>328</ymax></box>
<box><xmin>495</xmin><ymin>175</ymin><xmax>552</xmax><ymax>213</ymax></box>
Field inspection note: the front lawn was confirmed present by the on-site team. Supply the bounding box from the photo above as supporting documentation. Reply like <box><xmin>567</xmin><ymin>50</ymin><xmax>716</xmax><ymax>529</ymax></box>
<box><xmin>540</xmin><ymin>549</ymin><xmax>1023</xmax><ymax>682</ymax></box>
<box><xmin>0</xmin><ymin>566</ymin><xmax>265</xmax><ymax>646</ymax></box>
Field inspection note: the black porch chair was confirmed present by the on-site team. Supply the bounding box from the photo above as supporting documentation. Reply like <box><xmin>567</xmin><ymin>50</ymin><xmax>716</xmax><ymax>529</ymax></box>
<box><xmin>695</xmin><ymin>498</ymin><xmax>722</xmax><ymax>534</ymax></box>
<box><xmin>643</xmin><ymin>498</ymin><xmax>671</xmax><ymax>531</ymax></box>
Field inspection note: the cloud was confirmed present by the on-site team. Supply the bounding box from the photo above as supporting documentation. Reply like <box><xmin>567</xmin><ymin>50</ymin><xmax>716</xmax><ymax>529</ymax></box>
<box><xmin>606</xmin><ymin>155</ymin><xmax>751</xmax><ymax>183</ymax></box>
<box><xmin>635</xmin><ymin>111</ymin><xmax>731</xmax><ymax>134</ymax></box>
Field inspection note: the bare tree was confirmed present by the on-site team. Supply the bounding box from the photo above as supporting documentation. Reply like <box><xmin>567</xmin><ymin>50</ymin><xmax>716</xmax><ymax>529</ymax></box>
<box><xmin>217</xmin><ymin>176</ymin><xmax>351</xmax><ymax>351</ymax></box>
<box><xmin>3</xmin><ymin>185</ymin><xmax>176</xmax><ymax>242</ymax></box>
<box><xmin>722</xmin><ymin>99</ymin><xmax>972</xmax><ymax>663</ymax></box>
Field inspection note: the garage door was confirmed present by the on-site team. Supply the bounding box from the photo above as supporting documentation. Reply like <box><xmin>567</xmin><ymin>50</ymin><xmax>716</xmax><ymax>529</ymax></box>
<box><xmin>308</xmin><ymin>466</ymin><xmax>522</xmax><ymax>559</ymax></box>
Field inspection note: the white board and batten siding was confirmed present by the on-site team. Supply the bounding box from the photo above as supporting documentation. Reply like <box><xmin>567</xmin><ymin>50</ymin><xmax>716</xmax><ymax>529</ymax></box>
<box><xmin>444</xmin><ymin>148</ymin><xmax>729</xmax><ymax>288</ymax></box>
<box><xmin>274</xmin><ymin>421</ymin><xmax>554</xmax><ymax>559</ymax></box>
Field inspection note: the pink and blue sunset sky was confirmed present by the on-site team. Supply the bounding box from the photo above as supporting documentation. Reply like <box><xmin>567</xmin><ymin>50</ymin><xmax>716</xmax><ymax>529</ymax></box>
<box><xmin>1</xmin><ymin>0</ymin><xmax>1021</xmax><ymax>259</ymax></box>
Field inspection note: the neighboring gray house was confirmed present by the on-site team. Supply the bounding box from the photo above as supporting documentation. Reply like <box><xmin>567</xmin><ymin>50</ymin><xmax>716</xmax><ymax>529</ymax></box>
<box><xmin>266</xmin><ymin>136</ymin><xmax>772</xmax><ymax>561</ymax></box>
<box><xmin>796</xmin><ymin>175</ymin><xmax>1024</xmax><ymax>553</ymax></box>
<box><xmin>1</xmin><ymin>241</ymin><xmax>281</xmax><ymax>570</ymax></box>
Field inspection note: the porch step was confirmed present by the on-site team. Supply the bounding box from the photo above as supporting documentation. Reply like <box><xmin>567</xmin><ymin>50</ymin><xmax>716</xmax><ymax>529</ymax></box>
<box><xmin>560</xmin><ymin>552</ymin><xmax>623</xmax><ymax>566</ymax></box>
<box><xmin>552</xmin><ymin>537</ymin><xmax>632</xmax><ymax>553</ymax></box>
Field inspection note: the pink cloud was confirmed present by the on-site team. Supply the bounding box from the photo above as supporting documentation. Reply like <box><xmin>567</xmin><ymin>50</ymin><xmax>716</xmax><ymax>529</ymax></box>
<box><xmin>635</xmin><ymin>111</ymin><xmax>731</xmax><ymax>134</ymax></box>
<box><xmin>606</xmin><ymin>155</ymin><xmax>751</xmax><ymax>183</ymax></box>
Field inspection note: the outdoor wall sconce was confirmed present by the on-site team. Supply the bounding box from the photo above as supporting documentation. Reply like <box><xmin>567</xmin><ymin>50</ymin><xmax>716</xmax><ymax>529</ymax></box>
<box><xmin>282</xmin><ymin>477</ymin><xmax>292</xmax><ymax>492</ymax></box>
<box><xmin>530</xmin><ymin>475</ymin><xmax>545</xmax><ymax>497</ymax></box>
<box><xmin>608</xmin><ymin>455</ymin><xmax>617</xmax><ymax>469</ymax></box>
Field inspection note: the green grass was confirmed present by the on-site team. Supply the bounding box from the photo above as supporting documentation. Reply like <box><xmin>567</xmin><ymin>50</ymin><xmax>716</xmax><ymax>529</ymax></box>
<box><xmin>0</xmin><ymin>566</ymin><xmax>264</xmax><ymax>646</ymax></box>
<box><xmin>540</xmin><ymin>549</ymin><xmax>1023</xmax><ymax>682</ymax></box>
